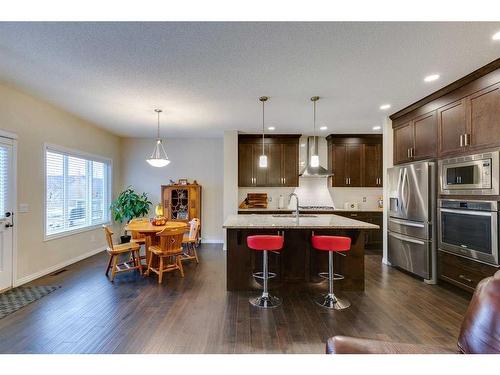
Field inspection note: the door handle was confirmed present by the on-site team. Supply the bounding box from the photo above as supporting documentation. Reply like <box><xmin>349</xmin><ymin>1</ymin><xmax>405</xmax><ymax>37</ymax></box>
<box><xmin>5</xmin><ymin>223</ymin><xmax>13</xmax><ymax>228</ymax></box>
<box><xmin>459</xmin><ymin>274</ymin><xmax>473</xmax><ymax>283</ymax></box>
<box><xmin>459</xmin><ymin>134</ymin><xmax>464</xmax><ymax>147</ymax></box>
<box><xmin>465</xmin><ymin>133</ymin><xmax>470</xmax><ymax>146</ymax></box>
<box><xmin>407</xmin><ymin>148</ymin><xmax>410</xmax><ymax>158</ymax></box>
<box><xmin>388</xmin><ymin>231</ymin><xmax>425</xmax><ymax>245</ymax></box>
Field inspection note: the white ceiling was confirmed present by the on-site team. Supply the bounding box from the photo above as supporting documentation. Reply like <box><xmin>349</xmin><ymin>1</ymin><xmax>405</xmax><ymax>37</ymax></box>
<box><xmin>0</xmin><ymin>22</ymin><xmax>499</xmax><ymax>138</ymax></box>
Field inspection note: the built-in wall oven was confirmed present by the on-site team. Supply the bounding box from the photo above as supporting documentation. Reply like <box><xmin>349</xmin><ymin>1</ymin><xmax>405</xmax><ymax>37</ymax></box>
<box><xmin>439</xmin><ymin>151</ymin><xmax>499</xmax><ymax>195</ymax></box>
<box><xmin>438</xmin><ymin>199</ymin><xmax>499</xmax><ymax>266</ymax></box>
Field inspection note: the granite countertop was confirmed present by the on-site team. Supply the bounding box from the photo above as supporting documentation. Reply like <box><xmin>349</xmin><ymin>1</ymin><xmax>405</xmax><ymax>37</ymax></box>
<box><xmin>223</xmin><ymin>214</ymin><xmax>380</xmax><ymax>229</ymax></box>
<box><xmin>237</xmin><ymin>207</ymin><xmax>383</xmax><ymax>213</ymax></box>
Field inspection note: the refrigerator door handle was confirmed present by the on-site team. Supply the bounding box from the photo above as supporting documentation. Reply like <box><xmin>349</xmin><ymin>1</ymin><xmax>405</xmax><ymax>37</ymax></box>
<box><xmin>389</xmin><ymin>218</ymin><xmax>425</xmax><ymax>228</ymax></box>
<box><xmin>388</xmin><ymin>231</ymin><xmax>426</xmax><ymax>245</ymax></box>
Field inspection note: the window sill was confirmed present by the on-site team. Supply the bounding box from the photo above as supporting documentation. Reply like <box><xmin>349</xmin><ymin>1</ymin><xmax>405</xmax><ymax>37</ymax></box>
<box><xmin>44</xmin><ymin>222</ymin><xmax>111</xmax><ymax>242</ymax></box>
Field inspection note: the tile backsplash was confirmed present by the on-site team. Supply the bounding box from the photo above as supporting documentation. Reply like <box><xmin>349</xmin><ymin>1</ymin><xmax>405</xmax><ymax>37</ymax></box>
<box><xmin>239</xmin><ymin>178</ymin><xmax>383</xmax><ymax>210</ymax></box>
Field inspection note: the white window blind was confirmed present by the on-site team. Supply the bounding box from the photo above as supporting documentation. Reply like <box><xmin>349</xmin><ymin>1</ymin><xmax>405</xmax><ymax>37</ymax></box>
<box><xmin>45</xmin><ymin>146</ymin><xmax>111</xmax><ymax>238</ymax></box>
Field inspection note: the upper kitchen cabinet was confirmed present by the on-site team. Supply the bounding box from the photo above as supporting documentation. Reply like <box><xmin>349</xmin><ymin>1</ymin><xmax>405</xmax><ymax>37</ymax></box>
<box><xmin>468</xmin><ymin>82</ymin><xmax>500</xmax><ymax>151</ymax></box>
<box><xmin>327</xmin><ymin>135</ymin><xmax>383</xmax><ymax>187</ymax></box>
<box><xmin>393</xmin><ymin>110</ymin><xmax>437</xmax><ymax>165</ymax></box>
<box><xmin>438</xmin><ymin>84</ymin><xmax>500</xmax><ymax>156</ymax></box>
<box><xmin>437</xmin><ymin>99</ymin><xmax>468</xmax><ymax>156</ymax></box>
<box><xmin>392</xmin><ymin>59</ymin><xmax>500</xmax><ymax>160</ymax></box>
<box><xmin>238</xmin><ymin>134</ymin><xmax>300</xmax><ymax>187</ymax></box>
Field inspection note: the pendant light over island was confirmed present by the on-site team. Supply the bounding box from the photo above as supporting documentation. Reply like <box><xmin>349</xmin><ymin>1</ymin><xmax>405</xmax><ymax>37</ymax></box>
<box><xmin>258</xmin><ymin>96</ymin><xmax>269</xmax><ymax>168</ymax></box>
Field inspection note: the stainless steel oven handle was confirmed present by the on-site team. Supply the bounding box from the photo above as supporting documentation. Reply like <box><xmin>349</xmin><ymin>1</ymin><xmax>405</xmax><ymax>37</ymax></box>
<box><xmin>439</xmin><ymin>208</ymin><xmax>494</xmax><ymax>216</ymax></box>
<box><xmin>389</xmin><ymin>218</ymin><xmax>425</xmax><ymax>228</ymax></box>
<box><xmin>388</xmin><ymin>231</ymin><xmax>425</xmax><ymax>245</ymax></box>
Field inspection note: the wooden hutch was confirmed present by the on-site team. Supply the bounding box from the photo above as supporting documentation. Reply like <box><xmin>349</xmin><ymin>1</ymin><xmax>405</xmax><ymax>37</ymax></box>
<box><xmin>161</xmin><ymin>181</ymin><xmax>202</xmax><ymax>240</ymax></box>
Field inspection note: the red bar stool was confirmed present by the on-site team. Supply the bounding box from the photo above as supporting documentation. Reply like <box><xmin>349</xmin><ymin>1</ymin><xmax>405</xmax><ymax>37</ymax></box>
<box><xmin>247</xmin><ymin>234</ymin><xmax>284</xmax><ymax>308</ymax></box>
<box><xmin>311</xmin><ymin>235</ymin><xmax>351</xmax><ymax>310</ymax></box>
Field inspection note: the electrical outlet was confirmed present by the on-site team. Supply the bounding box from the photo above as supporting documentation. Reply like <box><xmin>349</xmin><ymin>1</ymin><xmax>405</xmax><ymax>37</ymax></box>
<box><xmin>362</xmin><ymin>197</ymin><xmax>367</xmax><ymax>202</ymax></box>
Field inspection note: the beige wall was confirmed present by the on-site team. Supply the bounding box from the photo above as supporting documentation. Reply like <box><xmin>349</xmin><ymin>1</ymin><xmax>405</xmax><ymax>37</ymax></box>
<box><xmin>0</xmin><ymin>82</ymin><xmax>122</xmax><ymax>284</ymax></box>
<box><xmin>121</xmin><ymin>137</ymin><xmax>224</xmax><ymax>242</ymax></box>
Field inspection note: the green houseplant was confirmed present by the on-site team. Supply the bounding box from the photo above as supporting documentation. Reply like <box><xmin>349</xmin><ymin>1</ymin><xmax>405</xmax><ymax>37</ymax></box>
<box><xmin>110</xmin><ymin>186</ymin><xmax>152</xmax><ymax>243</ymax></box>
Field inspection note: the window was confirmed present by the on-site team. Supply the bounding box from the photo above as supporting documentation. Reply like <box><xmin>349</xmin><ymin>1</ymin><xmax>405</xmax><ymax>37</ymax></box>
<box><xmin>45</xmin><ymin>145</ymin><xmax>111</xmax><ymax>239</ymax></box>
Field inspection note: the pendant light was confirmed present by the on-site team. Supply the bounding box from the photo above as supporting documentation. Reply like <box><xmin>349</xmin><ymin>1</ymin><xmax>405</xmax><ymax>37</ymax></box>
<box><xmin>258</xmin><ymin>96</ymin><xmax>269</xmax><ymax>168</ymax></box>
<box><xmin>146</xmin><ymin>109</ymin><xmax>170</xmax><ymax>167</ymax></box>
<box><xmin>310</xmin><ymin>96</ymin><xmax>320</xmax><ymax>167</ymax></box>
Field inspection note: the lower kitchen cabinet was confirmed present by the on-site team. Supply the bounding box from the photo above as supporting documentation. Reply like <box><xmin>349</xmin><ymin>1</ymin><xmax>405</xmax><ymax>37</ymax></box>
<box><xmin>438</xmin><ymin>251</ymin><xmax>499</xmax><ymax>293</ymax></box>
<box><xmin>332</xmin><ymin>211</ymin><xmax>383</xmax><ymax>249</ymax></box>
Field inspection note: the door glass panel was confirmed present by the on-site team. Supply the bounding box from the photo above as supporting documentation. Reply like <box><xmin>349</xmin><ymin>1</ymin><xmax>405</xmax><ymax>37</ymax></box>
<box><xmin>441</xmin><ymin>212</ymin><xmax>492</xmax><ymax>254</ymax></box>
<box><xmin>0</xmin><ymin>145</ymin><xmax>9</xmax><ymax>219</ymax></box>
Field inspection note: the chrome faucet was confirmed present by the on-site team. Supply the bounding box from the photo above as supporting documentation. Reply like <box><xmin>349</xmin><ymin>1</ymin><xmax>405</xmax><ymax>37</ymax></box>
<box><xmin>289</xmin><ymin>193</ymin><xmax>299</xmax><ymax>219</ymax></box>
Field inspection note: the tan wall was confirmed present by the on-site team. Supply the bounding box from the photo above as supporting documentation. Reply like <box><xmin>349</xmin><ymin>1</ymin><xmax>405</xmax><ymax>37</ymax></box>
<box><xmin>0</xmin><ymin>82</ymin><xmax>122</xmax><ymax>283</ymax></box>
<box><xmin>121</xmin><ymin>137</ymin><xmax>224</xmax><ymax>242</ymax></box>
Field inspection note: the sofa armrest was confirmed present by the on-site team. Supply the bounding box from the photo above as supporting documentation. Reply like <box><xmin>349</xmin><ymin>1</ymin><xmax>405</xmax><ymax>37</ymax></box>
<box><xmin>326</xmin><ymin>336</ymin><xmax>456</xmax><ymax>354</ymax></box>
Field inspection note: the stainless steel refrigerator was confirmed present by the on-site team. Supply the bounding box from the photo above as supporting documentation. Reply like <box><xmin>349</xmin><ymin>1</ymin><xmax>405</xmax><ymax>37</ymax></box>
<box><xmin>387</xmin><ymin>161</ymin><xmax>437</xmax><ymax>283</ymax></box>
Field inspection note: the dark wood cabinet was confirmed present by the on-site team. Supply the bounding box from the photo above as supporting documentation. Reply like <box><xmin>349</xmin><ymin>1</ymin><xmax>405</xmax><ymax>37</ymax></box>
<box><xmin>413</xmin><ymin>111</ymin><xmax>437</xmax><ymax>160</ymax></box>
<box><xmin>437</xmin><ymin>99</ymin><xmax>467</xmax><ymax>157</ymax></box>
<box><xmin>364</xmin><ymin>143</ymin><xmax>382</xmax><ymax>187</ymax></box>
<box><xmin>393</xmin><ymin>121</ymin><xmax>414</xmax><ymax>164</ymax></box>
<box><xmin>238</xmin><ymin>135</ymin><xmax>300</xmax><ymax>187</ymax></box>
<box><xmin>469</xmin><ymin>82</ymin><xmax>500</xmax><ymax>151</ymax></box>
<box><xmin>238</xmin><ymin>143</ymin><xmax>254</xmax><ymax>186</ymax></box>
<box><xmin>333</xmin><ymin>211</ymin><xmax>383</xmax><ymax>249</ymax></box>
<box><xmin>393</xmin><ymin>110</ymin><xmax>437</xmax><ymax>165</ymax></box>
<box><xmin>392</xmin><ymin>60</ymin><xmax>500</xmax><ymax>160</ymax></box>
<box><xmin>327</xmin><ymin>135</ymin><xmax>383</xmax><ymax>187</ymax></box>
<box><xmin>282</xmin><ymin>143</ymin><xmax>299</xmax><ymax>187</ymax></box>
<box><xmin>437</xmin><ymin>83</ymin><xmax>500</xmax><ymax>157</ymax></box>
<box><xmin>438</xmin><ymin>251</ymin><xmax>498</xmax><ymax>293</ymax></box>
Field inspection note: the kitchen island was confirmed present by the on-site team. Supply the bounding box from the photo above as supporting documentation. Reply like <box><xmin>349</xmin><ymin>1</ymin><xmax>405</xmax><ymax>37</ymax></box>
<box><xmin>223</xmin><ymin>214</ymin><xmax>379</xmax><ymax>291</ymax></box>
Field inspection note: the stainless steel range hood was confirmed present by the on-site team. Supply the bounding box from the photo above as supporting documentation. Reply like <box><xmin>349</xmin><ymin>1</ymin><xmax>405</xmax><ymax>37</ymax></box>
<box><xmin>299</xmin><ymin>136</ymin><xmax>332</xmax><ymax>178</ymax></box>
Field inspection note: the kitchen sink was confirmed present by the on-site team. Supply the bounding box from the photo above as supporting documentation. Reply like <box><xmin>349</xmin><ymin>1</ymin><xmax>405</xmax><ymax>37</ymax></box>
<box><xmin>272</xmin><ymin>214</ymin><xmax>318</xmax><ymax>218</ymax></box>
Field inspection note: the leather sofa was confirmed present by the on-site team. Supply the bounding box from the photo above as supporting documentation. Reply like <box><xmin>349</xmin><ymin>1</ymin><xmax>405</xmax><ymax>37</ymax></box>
<box><xmin>326</xmin><ymin>270</ymin><xmax>500</xmax><ymax>354</ymax></box>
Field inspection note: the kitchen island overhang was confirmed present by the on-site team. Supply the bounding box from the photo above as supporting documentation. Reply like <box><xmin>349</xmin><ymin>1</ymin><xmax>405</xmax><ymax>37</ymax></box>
<box><xmin>223</xmin><ymin>214</ymin><xmax>379</xmax><ymax>292</ymax></box>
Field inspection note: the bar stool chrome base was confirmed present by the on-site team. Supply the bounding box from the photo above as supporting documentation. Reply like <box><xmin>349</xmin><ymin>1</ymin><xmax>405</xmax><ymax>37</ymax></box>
<box><xmin>249</xmin><ymin>293</ymin><xmax>281</xmax><ymax>309</ymax></box>
<box><xmin>314</xmin><ymin>293</ymin><xmax>350</xmax><ymax>310</ymax></box>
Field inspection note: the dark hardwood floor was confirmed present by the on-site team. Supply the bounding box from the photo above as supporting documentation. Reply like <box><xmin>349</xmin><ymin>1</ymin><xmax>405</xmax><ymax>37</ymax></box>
<box><xmin>0</xmin><ymin>244</ymin><xmax>470</xmax><ymax>353</ymax></box>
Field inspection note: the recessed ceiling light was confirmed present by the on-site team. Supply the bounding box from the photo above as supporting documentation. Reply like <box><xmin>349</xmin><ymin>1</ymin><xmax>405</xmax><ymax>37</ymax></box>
<box><xmin>492</xmin><ymin>31</ymin><xmax>500</xmax><ymax>40</ymax></box>
<box><xmin>379</xmin><ymin>104</ymin><xmax>391</xmax><ymax>110</ymax></box>
<box><xmin>319</xmin><ymin>126</ymin><xmax>327</xmax><ymax>131</ymax></box>
<box><xmin>267</xmin><ymin>126</ymin><xmax>275</xmax><ymax>131</ymax></box>
<box><xmin>424</xmin><ymin>74</ymin><xmax>440</xmax><ymax>82</ymax></box>
<box><xmin>372</xmin><ymin>126</ymin><xmax>382</xmax><ymax>131</ymax></box>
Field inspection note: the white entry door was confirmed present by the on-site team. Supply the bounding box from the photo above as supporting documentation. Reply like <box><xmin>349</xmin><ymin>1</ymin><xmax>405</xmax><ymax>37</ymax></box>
<box><xmin>0</xmin><ymin>137</ymin><xmax>15</xmax><ymax>291</ymax></box>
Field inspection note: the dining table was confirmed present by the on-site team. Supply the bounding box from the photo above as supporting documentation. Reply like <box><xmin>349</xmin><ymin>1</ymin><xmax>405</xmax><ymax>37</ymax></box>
<box><xmin>124</xmin><ymin>220</ymin><xmax>188</xmax><ymax>268</ymax></box>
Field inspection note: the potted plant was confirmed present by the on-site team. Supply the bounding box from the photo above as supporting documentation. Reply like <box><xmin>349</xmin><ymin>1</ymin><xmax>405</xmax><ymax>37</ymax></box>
<box><xmin>110</xmin><ymin>186</ymin><xmax>152</xmax><ymax>243</ymax></box>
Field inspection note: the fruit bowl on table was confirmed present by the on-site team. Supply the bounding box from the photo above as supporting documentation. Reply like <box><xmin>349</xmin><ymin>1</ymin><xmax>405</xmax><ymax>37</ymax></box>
<box><xmin>151</xmin><ymin>216</ymin><xmax>167</xmax><ymax>226</ymax></box>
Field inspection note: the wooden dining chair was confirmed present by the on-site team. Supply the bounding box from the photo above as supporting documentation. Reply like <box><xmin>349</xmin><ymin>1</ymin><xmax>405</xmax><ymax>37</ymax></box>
<box><xmin>182</xmin><ymin>218</ymin><xmax>200</xmax><ymax>264</ymax></box>
<box><xmin>146</xmin><ymin>225</ymin><xmax>187</xmax><ymax>284</ymax></box>
<box><xmin>129</xmin><ymin>217</ymin><xmax>149</xmax><ymax>265</ymax></box>
<box><xmin>103</xmin><ymin>225</ymin><xmax>142</xmax><ymax>281</ymax></box>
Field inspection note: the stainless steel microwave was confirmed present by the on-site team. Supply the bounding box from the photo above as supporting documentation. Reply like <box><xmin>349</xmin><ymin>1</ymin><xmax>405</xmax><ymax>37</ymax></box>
<box><xmin>439</xmin><ymin>151</ymin><xmax>499</xmax><ymax>195</ymax></box>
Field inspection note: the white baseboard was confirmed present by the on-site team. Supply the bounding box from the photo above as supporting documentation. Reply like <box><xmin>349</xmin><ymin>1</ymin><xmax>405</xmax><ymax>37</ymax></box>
<box><xmin>201</xmin><ymin>239</ymin><xmax>224</xmax><ymax>244</ymax></box>
<box><xmin>14</xmin><ymin>246</ymin><xmax>106</xmax><ymax>287</ymax></box>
